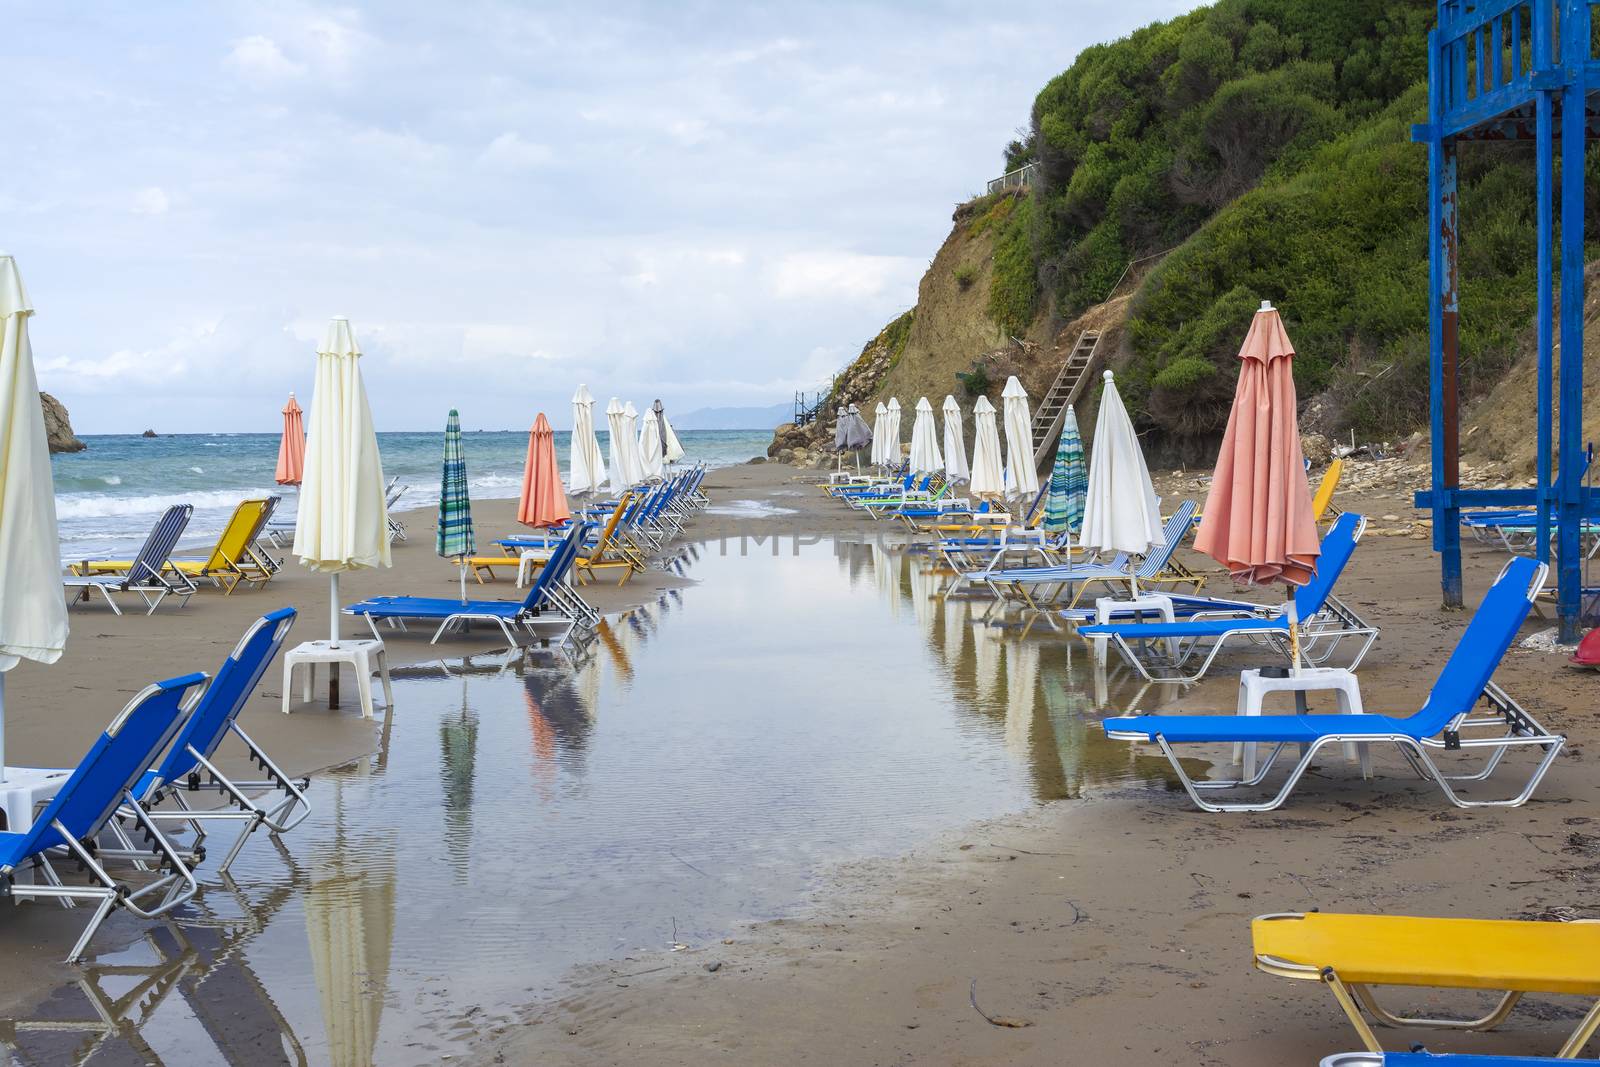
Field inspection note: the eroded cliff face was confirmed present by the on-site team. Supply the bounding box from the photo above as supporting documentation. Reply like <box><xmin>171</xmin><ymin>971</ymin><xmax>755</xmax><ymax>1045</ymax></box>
<box><xmin>41</xmin><ymin>392</ymin><xmax>85</xmax><ymax>453</ymax></box>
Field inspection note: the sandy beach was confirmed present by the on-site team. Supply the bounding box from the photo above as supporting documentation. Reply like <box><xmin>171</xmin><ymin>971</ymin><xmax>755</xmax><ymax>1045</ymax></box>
<box><xmin>1</xmin><ymin>460</ymin><xmax>1595</xmax><ymax>1064</ymax></box>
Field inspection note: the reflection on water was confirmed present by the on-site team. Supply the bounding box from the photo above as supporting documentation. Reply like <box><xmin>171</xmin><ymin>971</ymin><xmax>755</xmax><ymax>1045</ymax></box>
<box><xmin>2</xmin><ymin>538</ymin><xmax>1180</xmax><ymax>1066</ymax></box>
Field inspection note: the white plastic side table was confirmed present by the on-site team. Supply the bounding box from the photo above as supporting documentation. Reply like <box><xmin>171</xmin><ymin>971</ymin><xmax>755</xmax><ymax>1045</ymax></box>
<box><xmin>1235</xmin><ymin>666</ymin><xmax>1370</xmax><ymax>780</ymax></box>
<box><xmin>1093</xmin><ymin>593</ymin><xmax>1178</xmax><ymax>658</ymax></box>
<box><xmin>282</xmin><ymin>639</ymin><xmax>394</xmax><ymax>720</ymax></box>
<box><xmin>0</xmin><ymin>767</ymin><xmax>69</xmax><ymax>834</ymax></box>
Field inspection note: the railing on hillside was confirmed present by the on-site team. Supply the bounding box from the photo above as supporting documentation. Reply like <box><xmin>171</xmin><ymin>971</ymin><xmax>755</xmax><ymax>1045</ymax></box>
<box><xmin>794</xmin><ymin>383</ymin><xmax>833</xmax><ymax>427</ymax></box>
<box><xmin>986</xmin><ymin>162</ymin><xmax>1041</xmax><ymax>195</ymax></box>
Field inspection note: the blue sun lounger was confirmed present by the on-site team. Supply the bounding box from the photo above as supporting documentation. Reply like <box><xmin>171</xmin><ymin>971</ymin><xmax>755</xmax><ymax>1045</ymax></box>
<box><xmin>1102</xmin><ymin>556</ymin><xmax>1562</xmax><ymax>812</ymax></box>
<box><xmin>125</xmin><ymin>608</ymin><xmax>308</xmax><ymax>875</ymax></box>
<box><xmin>1079</xmin><ymin>512</ymin><xmax>1377</xmax><ymax>682</ymax></box>
<box><xmin>1322</xmin><ymin>1054</ymin><xmax>1570</xmax><ymax>1066</ymax></box>
<box><xmin>345</xmin><ymin>522</ymin><xmax>591</xmax><ymax>645</ymax></box>
<box><xmin>1</xmin><ymin>672</ymin><xmax>210</xmax><ymax>961</ymax></box>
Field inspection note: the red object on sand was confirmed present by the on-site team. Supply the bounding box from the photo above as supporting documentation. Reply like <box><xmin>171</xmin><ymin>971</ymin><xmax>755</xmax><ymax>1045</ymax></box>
<box><xmin>1572</xmin><ymin>629</ymin><xmax>1600</xmax><ymax>668</ymax></box>
<box><xmin>1194</xmin><ymin>305</ymin><xmax>1321</xmax><ymax>587</ymax></box>
<box><xmin>518</xmin><ymin>413</ymin><xmax>571</xmax><ymax>528</ymax></box>
<box><xmin>274</xmin><ymin>393</ymin><xmax>305</xmax><ymax>486</ymax></box>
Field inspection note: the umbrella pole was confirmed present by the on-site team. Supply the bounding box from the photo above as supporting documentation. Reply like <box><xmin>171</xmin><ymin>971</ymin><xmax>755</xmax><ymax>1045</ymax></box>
<box><xmin>328</xmin><ymin>572</ymin><xmax>340</xmax><ymax>709</ymax></box>
<box><xmin>460</xmin><ymin>559</ymin><xmax>469</xmax><ymax>605</ymax></box>
<box><xmin>0</xmin><ymin>673</ymin><xmax>7</xmax><ymax>782</ymax></box>
<box><xmin>1286</xmin><ymin>584</ymin><xmax>1303</xmax><ymax>672</ymax></box>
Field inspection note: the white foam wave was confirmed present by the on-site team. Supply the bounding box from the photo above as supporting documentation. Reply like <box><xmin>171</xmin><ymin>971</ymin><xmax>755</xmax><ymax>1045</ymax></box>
<box><xmin>101</xmin><ymin>475</ymin><xmax>121</xmax><ymax>486</ymax></box>
<box><xmin>56</xmin><ymin>488</ymin><xmax>279</xmax><ymax>520</ymax></box>
<box><xmin>188</xmin><ymin>466</ymin><xmax>204</xmax><ymax>474</ymax></box>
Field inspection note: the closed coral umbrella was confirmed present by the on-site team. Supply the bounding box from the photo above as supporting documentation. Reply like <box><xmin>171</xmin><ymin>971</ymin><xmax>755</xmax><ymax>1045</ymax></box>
<box><xmin>1080</xmin><ymin>371</ymin><xmax>1162</xmax><ymax>593</ymax></box>
<box><xmin>1194</xmin><ymin>302</ymin><xmax>1321</xmax><ymax>664</ymax></box>
<box><xmin>568</xmin><ymin>385</ymin><xmax>607</xmax><ymax>495</ymax></box>
<box><xmin>605</xmin><ymin>398</ymin><xmax>629</xmax><ymax>491</ymax></box>
<box><xmin>437</xmin><ymin>409</ymin><xmax>475</xmax><ymax>603</ymax></box>
<box><xmin>0</xmin><ymin>254</ymin><xmax>68</xmax><ymax>776</ymax></box>
<box><xmin>1042</xmin><ymin>405</ymin><xmax>1087</xmax><ymax>535</ymax></box>
<box><xmin>942</xmin><ymin>395</ymin><xmax>969</xmax><ymax>483</ymax></box>
<box><xmin>1195</xmin><ymin>302</ymin><xmax>1320</xmax><ymax>586</ymax></box>
<box><xmin>294</xmin><ymin>317</ymin><xmax>391</xmax><ymax>701</ymax></box>
<box><xmin>908</xmin><ymin>397</ymin><xmax>943</xmax><ymax>476</ymax></box>
<box><xmin>968</xmin><ymin>396</ymin><xmax>1004</xmax><ymax>500</ymax></box>
<box><xmin>519</xmin><ymin>413</ymin><xmax>571</xmax><ymax>529</ymax></box>
<box><xmin>276</xmin><ymin>393</ymin><xmax>306</xmax><ymax>486</ymax></box>
<box><xmin>1001</xmin><ymin>376</ymin><xmax>1039</xmax><ymax>500</ymax></box>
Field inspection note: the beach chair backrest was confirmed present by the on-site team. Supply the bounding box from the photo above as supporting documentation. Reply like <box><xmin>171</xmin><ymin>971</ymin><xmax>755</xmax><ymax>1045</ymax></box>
<box><xmin>199</xmin><ymin>499</ymin><xmax>270</xmax><ymax>571</ymax></box>
<box><xmin>591</xmin><ymin>493</ymin><xmax>632</xmax><ymax>557</ymax></box>
<box><xmin>14</xmin><ymin>673</ymin><xmax>207</xmax><ymax>856</ymax></box>
<box><xmin>1410</xmin><ymin>556</ymin><xmax>1545</xmax><ymax>734</ymax></box>
<box><xmin>1311</xmin><ymin>459</ymin><xmax>1343</xmax><ymax>522</ymax></box>
<box><xmin>1135</xmin><ymin>500</ymin><xmax>1199</xmax><ymax>579</ymax></box>
<box><xmin>128</xmin><ymin>504</ymin><xmax>193</xmax><ymax>585</ymax></box>
<box><xmin>144</xmin><ymin>609</ymin><xmax>297</xmax><ymax>793</ymax></box>
<box><xmin>1292</xmin><ymin>512</ymin><xmax>1364</xmax><ymax>617</ymax></box>
<box><xmin>520</xmin><ymin>522</ymin><xmax>587</xmax><ymax>611</ymax></box>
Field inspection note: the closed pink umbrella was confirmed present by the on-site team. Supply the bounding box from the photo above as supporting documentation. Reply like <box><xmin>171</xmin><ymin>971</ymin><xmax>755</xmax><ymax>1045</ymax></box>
<box><xmin>275</xmin><ymin>392</ymin><xmax>305</xmax><ymax>486</ymax></box>
<box><xmin>517</xmin><ymin>413</ymin><xmax>571</xmax><ymax>528</ymax></box>
<box><xmin>1194</xmin><ymin>301</ymin><xmax>1320</xmax><ymax>589</ymax></box>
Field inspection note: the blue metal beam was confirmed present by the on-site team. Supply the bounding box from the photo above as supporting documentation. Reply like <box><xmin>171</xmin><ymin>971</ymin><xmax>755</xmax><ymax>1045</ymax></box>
<box><xmin>1557</xmin><ymin>0</ymin><xmax>1589</xmax><ymax>640</ymax></box>
<box><xmin>1426</xmin><ymin>24</ymin><xmax>1465</xmax><ymax>610</ymax></box>
<box><xmin>1412</xmin><ymin>487</ymin><xmax>1598</xmax><ymax>509</ymax></box>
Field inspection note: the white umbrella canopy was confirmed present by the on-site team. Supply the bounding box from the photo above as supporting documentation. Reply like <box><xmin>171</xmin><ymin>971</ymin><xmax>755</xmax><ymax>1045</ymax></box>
<box><xmin>0</xmin><ymin>255</ymin><xmax>68</xmax><ymax>775</ymax></box>
<box><xmin>656</xmin><ymin>400</ymin><xmax>685</xmax><ymax>463</ymax></box>
<box><xmin>294</xmin><ymin>317</ymin><xmax>392</xmax><ymax>661</ymax></box>
<box><xmin>1001</xmin><ymin>376</ymin><xmax>1040</xmax><ymax>499</ymax></box>
<box><xmin>1080</xmin><ymin>371</ymin><xmax>1163</xmax><ymax>583</ymax></box>
<box><xmin>908</xmin><ymin>397</ymin><xmax>943</xmax><ymax>475</ymax></box>
<box><xmin>638</xmin><ymin>408</ymin><xmax>664</xmax><ymax>480</ymax></box>
<box><xmin>968</xmin><ymin>395</ymin><xmax>1005</xmax><ymax>499</ymax></box>
<box><xmin>869</xmin><ymin>402</ymin><xmax>889</xmax><ymax>465</ymax></box>
<box><xmin>568</xmin><ymin>384</ymin><xmax>607</xmax><ymax>495</ymax></box>
<box><xmin>621</xmin><ymin>402</ymin><xmax>644</xmax><ymax>484</ymax></box>
<box><xmin>883</xmin><ymin>397</ymin><xmax>902</xmax><ymax>466</ymax></box>
<box><xmin>942</xmin><ymin>395</ymin><xmax>969</xmax><ymax>483</ymax></box>
<box><xmin>604</xmin><ymin>398</ymin><xmax>630</xmax><ymax>490</ymax></box>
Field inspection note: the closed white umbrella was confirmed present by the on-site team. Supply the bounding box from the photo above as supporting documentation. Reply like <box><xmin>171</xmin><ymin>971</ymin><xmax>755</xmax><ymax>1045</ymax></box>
<box><xmin>293</xmin><ymin>317</ymin><xmax>391</xmax><ymax>702</ymax></box>
<box><xmin>638</xmin><ymin>406</ymin><xmax>664</xmax><ymax>480</ymax></box>
<box><xmin>621</xmin><ymin>402</ymin><xmax>644</xmax><ymax>484</ymax></box>
<box><xmin>908</xmin><ymin>397</ymin><xmax>942</xmax><ymax>476</ymax></box>
<box><xmin>568</xmin><ymin>384</ymin><xmax>607</xmax><ymax>495</ymax></box>
<box><xmin>869</xmin><ymin>402</ymin><xmax>888</xmax><ymax>465</ymax></box>
<box><xmin>1001</xmin><ymin>376</ymin><xmax>1040</xmax><ymax>500</ymax></box>
<box><xmin>1080</xmin><ymin>370</ymin><xmax>1162</xmax><ymax>593</ymax></box>
<box><xmin>942</xmin><ymin>395</ymin><xmax>969</xmax><ymax>483</ymax></box>
<box><xmin>968</xmin><ymin>395</ymin><xmax>1004</xmax><ymax>499</ymax></box>
<box><xmin>883</xmin><ymin>397</ymin><xmax>902</xmax><ymax>466</ymax></box>
<box><xmin>0</xmin><ymin>254</ymin><xmax>68</xmax><ymax>780</ymax></box>
<box><xmin>605</xmin><ymin>398</ymin><xmax>629</xmax><ymax>490</ymax></box>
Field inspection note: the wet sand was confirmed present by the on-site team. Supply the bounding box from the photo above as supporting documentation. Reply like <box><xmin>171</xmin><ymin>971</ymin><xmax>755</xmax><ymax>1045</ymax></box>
<box><xmin>6</xmin><ymin>461</ymin><xmax>1599</xmax><ymax>1064</ymax></box>
<box><xmin>477</xmin><ymin>463</ymin><xmax>1600</xmax><ymax>1066</ymax></box>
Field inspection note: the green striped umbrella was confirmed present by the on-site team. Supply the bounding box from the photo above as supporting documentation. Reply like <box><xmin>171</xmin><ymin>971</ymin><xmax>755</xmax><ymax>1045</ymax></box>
<box><xmin>437</xmin><ymin>409</ymin><xmax>476</xmax><ymax>601</ymax></box>
<box><xmin>1043</xmin><ymin>405</ymin><xmax>1087</xmax><ymax>535</ymax></box>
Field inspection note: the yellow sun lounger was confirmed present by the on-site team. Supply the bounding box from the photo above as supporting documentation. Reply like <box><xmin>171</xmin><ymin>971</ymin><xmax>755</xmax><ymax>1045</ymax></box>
<box><xmin>75</xmin><ymin>498</ymin><xmax>275</xmax><ymax>596</ymax></box>
<box><xmin>1313</xmin><ymin>458</ymin><xmax>1345</xmax><ymax>525</ymax></box>
<box><xmin>1253</xmin><ymin>911</ymin><xmax>1600</xmax><ymax>1057</ymax></box>
<box><xmin>467</xmin><ymin>493</ymin><xmax>642</xmax><ymax>586</ymax></box>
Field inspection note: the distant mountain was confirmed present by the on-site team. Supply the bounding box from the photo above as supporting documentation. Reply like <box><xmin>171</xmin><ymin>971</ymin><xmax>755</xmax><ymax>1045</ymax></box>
<box><xmin>672</xmin><ymin>402</ymin><xmax>793</xmax><ymax>431</ymax></box>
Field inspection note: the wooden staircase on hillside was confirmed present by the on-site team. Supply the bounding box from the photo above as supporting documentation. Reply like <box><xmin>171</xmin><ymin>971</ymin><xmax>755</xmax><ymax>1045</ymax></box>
<box><xmin>1030</xmin><ymin>329</ymin><xmax>1102</xmax><ymax>470</ymax></box>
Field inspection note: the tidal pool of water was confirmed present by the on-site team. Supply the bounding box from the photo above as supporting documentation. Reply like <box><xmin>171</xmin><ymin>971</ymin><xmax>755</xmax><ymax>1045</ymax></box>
<box><xmin>0</xmin><ymin>538</ymin><xmax>1177</xmax><ymax>1067</ymax></box>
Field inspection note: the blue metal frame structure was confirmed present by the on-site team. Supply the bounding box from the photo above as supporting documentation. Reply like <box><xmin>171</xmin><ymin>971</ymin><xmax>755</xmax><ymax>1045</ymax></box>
<box><xmin>1412</xmin><ymin>0</ymin><xmax>1598</xmax><ymax>640</ymax></box>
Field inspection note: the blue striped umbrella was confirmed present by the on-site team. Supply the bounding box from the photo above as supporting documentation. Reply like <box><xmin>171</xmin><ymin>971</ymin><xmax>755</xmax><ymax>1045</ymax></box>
<box><xmin>1043</xmin><ymin>405</ymin><xmax>1087</xmax><ymax>535</ymax></box>
<box><xmin>437</xmin><ymin>409</ymin><xmax>476</xmax><ymax>601</ymax></box>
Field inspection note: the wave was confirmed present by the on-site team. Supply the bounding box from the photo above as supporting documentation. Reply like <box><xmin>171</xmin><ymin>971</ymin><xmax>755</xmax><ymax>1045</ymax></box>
<box><xmin>189</xmin><ymin>466</ymin><xmax>204</xmax><ymax>474</ymax></box>
<box><xmin>56</xmin><ymin>488</ymin><xmax>279</xmax><ymax>520</ymax></box>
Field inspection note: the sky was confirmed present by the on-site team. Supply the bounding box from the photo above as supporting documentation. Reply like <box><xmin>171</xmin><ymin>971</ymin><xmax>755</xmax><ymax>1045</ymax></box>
<box><xmin>6</xmin><ymin>0</ymin><xmax>1201</xmax><ymax>433</ymax></box>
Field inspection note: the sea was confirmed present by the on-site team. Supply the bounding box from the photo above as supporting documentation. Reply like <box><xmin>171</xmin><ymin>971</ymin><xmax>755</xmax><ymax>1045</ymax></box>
<box><xmin>50</xmin><ymin>430</ymin><xmax>772</xmax><ymax>560</ymax></box>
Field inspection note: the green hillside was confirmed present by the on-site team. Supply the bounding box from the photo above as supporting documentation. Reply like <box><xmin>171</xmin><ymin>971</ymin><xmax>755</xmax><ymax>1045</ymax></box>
<box><xmin>984</xmin><ymin>0</ymin><xmax>1597</xmax><ymax>446</ymax></box>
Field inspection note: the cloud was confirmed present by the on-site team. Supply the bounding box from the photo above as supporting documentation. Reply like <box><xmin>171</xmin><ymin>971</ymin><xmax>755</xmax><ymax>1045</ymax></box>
<box><xmin>768</xmin><ymin>251</ymin><xmax>922</xmax><ymax>303</ymax></box>
<box><xmin>479</xmin><ymin>132</ymin><xmax>552</xmax><ymax>170</ymax></box>
<box><xmin>225</xmin><ymin>35</ymin><xmax>306</xmax><ymax>81</ymax></box>
<box><xmin>131</xmin><ymin>187</ymin><xmax>170</xmax><ymax>215</ymax></box>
